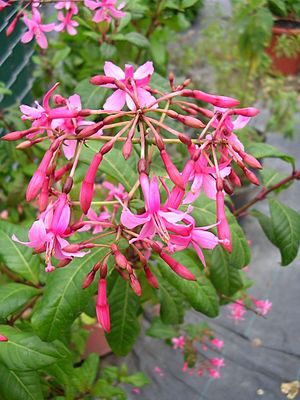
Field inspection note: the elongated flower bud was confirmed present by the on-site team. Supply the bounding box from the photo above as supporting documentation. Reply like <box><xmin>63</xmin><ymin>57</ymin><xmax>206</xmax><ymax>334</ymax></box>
<box><xmin>160</xmin><ymin>149</ymin><xmax>184</xmax><ymax>189</ymax></box>
<box><xmin>160</xmin><ymin>252</ymin><xmax>196</xmax><ymax>281</ymax></box>
<box><xmin>16</xmin><ymin>138</ymin><xmax>44</xmax><ymax>149</ymax></box>
<box><xmin>76</xmin><ymin>121</ymin><xmax>104</xmax><ymax>139</ymax></box>
<box><xmin>54</xmin><ymin>162</ymin><xmax>73</xmax><ymax>181</ymax></box>
<box><xmin>2</xmin><ymin>127</ymin><xmax>40</xmax><ymax>141</ymax></box>
<box><xmin>90</xmin><ymin>75</ymin><xmax>115</xmax><ymax>85</ymax></box>
<box><xmin>176</xmin><ymin>114</ymin><xmax>205</xmax><ymax>129</ymax></box>
<box><xmin>38</xmin><ymin>177</ymin><xmax>49</xmax><ymax>212</ymax></box>
<box><xmin>129</xmin><ymin>273</ymin><xmax>142</xmax><ymax>296</ymax></box>
<box><xmin>229</xmin><ymin>169</ymin><xmax>241</xmax><ymax>187</ymax></box>
<box><xmin>6</xmin><ymin>11</ymin><xmax>23</xmax><ymax>36</ymax></box>
<box><xmin>193</xmin><ymin>90</ymin><xmax>239</xmax><ymax>108</ymax></box>
<box><xmin>242</xmin><ymin>153</ymin><xmax>262</xmax><ymax>169</ymax></box>
<box><xmin>229</xmin><ymin>107</ymin><xmax>260</xmax><ymax>117</ymax></box>
<box><xmin>96</xmin><ymin>278</ymin><xmax>110</xmax><ymax>332</ymax></box>
<box><xmin>82</xmin><ymin>270</ymin><xmax>96</xmax><ymax>289</ymax></box>
<box><xmin>144</xmin><ymin>265</ymin><xmax>159</xmax><ymax>289</ymax></box>
<box><xmin>26</xmin><ymin>150</ymin><xmax>53</xmax><ymax>201</ymax></box>
<box><xmin>111</xmin><ymin>244</ymin><xmax>128</xmax><ymax>269</ymax></box>
<box><xmin>80</xmin><ymin>153</ymin><xmax>103</xmax><ymax>214</ymax></box>
<box><xmin>216</xmin><ymin>191</ymin><xmax>232</xmax><ymax>253</ymax></box>
<box><xmin>0</xmin><ymin>335</ymin><xmax>8</xmax><ymax>342</ymax></box>
<box><xmin>244</xmin><ymin>168</ymin><xmax>260</xmax><ymax>186</ymax></box>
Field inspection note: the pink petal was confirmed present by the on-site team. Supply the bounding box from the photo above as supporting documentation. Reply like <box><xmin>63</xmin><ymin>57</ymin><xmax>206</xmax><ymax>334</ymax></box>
<box><xmin>104</xmin><ymin>61</ymin><xmax>125</xmax><ymax>80</ymax></box>
<box><xmin>233</xmin><ymin>115</ymin><xmax>250</xmax><ymax>129</ymax></box>
<box><xmin>125</xmin><ymin>93</ymin><xmax>136</xmax><ymax>111</ymax></box>
<box><xmin>136</xmin><ymin>88</ymin><xmax>158</xmax><ymax>109</ymax></box>
<box><xmin>62</xmin><ymin>140</ymin><xmax>77</xmax><ymax>160</ymax></box>
<box><xmin>158</xmin><ymin>210</ymin><xmax>186</xmax><ymax>224</ymax></box>
<box><xmin>136</xmin><ymin>219</ymin><xmax>156</xmax><ymax>240</ymax></box>
<box><xmin>134</xmin><ymin>61</ymin><xmax>154</xmax><ymax>79</ymax></box>
<box><xmin>103</xmin><ymin>89</ymin><xmax>126</xmax><ymax>111</ymax></box>
<box><xmin>21</xmin><ymin>30</ymin><xmax>34</xmax><ymax>44</ymax></box>
<box><xmin>202</xmin><ymin>175</ymin><xmax>217</xmax><ymax>200</ymax></box>
<box><xmin>36</xmin><ymin>31</ymin><xmax>48</xmax><ymax>49</ymax></box>
<box><xmin>192</xmin><ymin>242</ymin><xmax>206</xmax><ymax>267</ymax></box>
<box><xmin>149</xmin><ymin>175</ymin><xmax>160</xmax><ymax>212</ymax></box>
<box><xmin>192</xmin><ymin>229</ymin><xmax>218</xmax><ymax>249</ymax></box>
<box><xmin>42</xmin><ymin>23</ymin><xmax>56</xmax><ymax>32</ymax></box>
<box><xmin>120</xmin><ymin>209</ymin><xmax>150</xmax><ymax>229</ymax></box>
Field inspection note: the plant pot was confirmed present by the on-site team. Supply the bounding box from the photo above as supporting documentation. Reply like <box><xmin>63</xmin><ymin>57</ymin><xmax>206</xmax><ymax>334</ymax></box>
<box><xmin>266</xmin><ymin>18</ymin><xmax>300</xmax><ymax>75</ymax></box>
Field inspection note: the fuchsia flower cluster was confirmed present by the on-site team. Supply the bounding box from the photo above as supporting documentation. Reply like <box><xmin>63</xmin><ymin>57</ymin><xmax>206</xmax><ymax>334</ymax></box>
<box><xmin>3</xmin><ymin>0</ymin><xmax>126</xmax><ymax>48</ymax></box>
<box><xmin>3</xmin><ymin>60</ymin><xmax>263</xmax><ymax>333</ymax></box>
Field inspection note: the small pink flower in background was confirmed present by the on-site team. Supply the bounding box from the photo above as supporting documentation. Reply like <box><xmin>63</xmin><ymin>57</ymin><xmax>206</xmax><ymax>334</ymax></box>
<box><xmin>209</xmin><ymin>368</ymin><xmax>220</xmax><ymax>379</ymax></box>
<box><xmin>197</xmin><ymin>368</ymin><xmax>204</xmax><ymax>377</ymax></box>
<box><xmin>211</xmin><ymin>358</ymin><xmax>225</xmax><ymax>368</ymax></box>
<box><xmin>84</xmin><ymin>0</ymin><xmax>125</xmax><ymax>23</ymax></box>
<box><xmin>55</xmin><ymin>10</ymin><xmax>79</xmax><ymax>35</ymax></box>
<box><xmin>210</xmin><ymin>337</ymin><xmax>224</xmax><ymax>349</ymax></box>
<box><xmin>172</xmin><ymin>335</ymin><xmax>185</xmax><ymax>350</ymax></box>
<box><xmin>182</xmin><ymin>362</ymin><xmax>188</xmax><ymax>373</ymax></box>
<box><xmin>132</xmin><ymin>388</ymin><xmax>141</xmax><ymax>395</ymax></box>
<box><xmin>55</xmin><ymin>1</ymin><xmax>78</xmax><ymax>12</ymax></box>
<box><xmin>154</xmin><ymin>366</ymin><xmax>164</xmax><ymax>377</ymax></box>
<box><xmin>0</xmin><ymin>210</ymin><xmax>8</xmax><ymax>220</ymax></box>
<box><xmin>101</xmin><ymin>61</ymin><xmax>157</xmax><ymax>111</ymax></box>
<box><xmin>103</xmin><ymin>181</ymin><xmax>128</xmax><ymax>201</ymax></box>
<box><xmin>253</xmin><ymin>299</ymin><xmax>272</xmax><ymax>316</ymax></box>
<box><xmin>228</xmin><ymin>301</ymin><xmax>246</xmax><ymax>322</ymax></box>
<box><xmin>21</xmin><ymin>8</ymin><xmax>55</xmax><ymax>49</ymax></box>
<box><xmin>86</xmin><ymin>208</ymin><xmax>111</xmax><ymax>234</ymax></box>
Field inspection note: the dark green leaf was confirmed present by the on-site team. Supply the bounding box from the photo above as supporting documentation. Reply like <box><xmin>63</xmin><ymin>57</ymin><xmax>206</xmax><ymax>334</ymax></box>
<box><xmin>121</xmin><ymin>372</ymin><xmax>150</xmax><ymax>387</ymax></box>
<box><xmin>74</xmin><ymin>78</ymin><xmax>108</xmax><ymax>110</ymax></box>
<box><xmin>245</xmin><ymin>142</ymin><xmax>295</xmax><ymax>168</ymax></box>
<box><xmin>105</xmin><ymin>272</ymin><xmax>140</xmax><ymax>356</ymax></box>
<box><xmin>146</xmin><ymin>318</ymin><xmax>178</xmax><ymax>339</ymax></box>
<box><xmin>91</xmin><ymin>379</ymin><xmax>126</xmax><ymax>399</ymax></box>
<box><xmin>157</xmin><ymin>278</ymin><xmax>184</xmax><ymax>325</ymax></box>
<box><xmin>0</xmin><ymin>283</ymin><xmax>40</xmax><ymax>319</ymax></box>
<box><xmin>252</xmin><ymin>209</ymin><xmax>276</xmax><ymax>245</ymax></box>
<box><xmin>73</xmin><ymin>353</ymin><xmax>100</xmax><ymax>393</ymax></box>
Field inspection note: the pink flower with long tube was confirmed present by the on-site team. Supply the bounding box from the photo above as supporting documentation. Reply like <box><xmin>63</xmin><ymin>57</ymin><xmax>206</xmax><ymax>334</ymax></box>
<box><xmin>12</xmin><ymin>194</ymin><xmax>87</xmax><ymax>271</ymax></box>
<box><xmin>84</xmin><ymin>0</ymin><xmax>125</xmax><ymax>23</ymax></box>
<box><xmin>101</xmin><ymin>61</ymin><xmax>158</xmax><ymax>111</ymax></box>
<box><xmin>21</xmin><ymin>8</ymin><xmax>55</xmax><ymax>49</ymax></box>
<box><xmin>121</xmin><ymin>173</ymin><xmax>188</xmax><ymax>243</ymax></box>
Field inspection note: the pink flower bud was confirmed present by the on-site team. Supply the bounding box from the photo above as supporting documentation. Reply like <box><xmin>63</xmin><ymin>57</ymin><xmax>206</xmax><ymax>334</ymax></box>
<box><xmin>0</xmin><ymin>335</ymin><xmax>8</xmax><ymax>342</ymax></box>
<box><xmin>6</xmin><ymin>11</ymin><xmax>23</xmax><ymax>36</ymax></box>
<box><xmin>244</xmin><ymin>168</ymin><xmax>260</xmax><ymax>186</ymax></box>
<box><xmin>82</xmin><ymin>270</ymin><xmax>96</xmax><ymax>289</ymax></box>
<box><xmin>129</xmin><ymin>274</ymin><xmax>142</xmax><ymax>296</ymax></box>
<box><xmin>90</xmin><ymin>75</ymin><xmax>115</xmax><ymax>85</ymax></box>
<box><xmin>122</xmin><ymin>138</ymin><xmax>132</xmax><ymax>160</ymax></box>
<box><xmin>2</xmin><ymin>127</ymin><xmax>39</xmax><ymax>141</ymax></box>
<box><xmin>229</xmin><ymin>169</ymin><xmax>241</xmax><ymax>187</ymax></box>
<box><xmin>160</xmin><ymin>252</ymin><xmax>196</xmax><ymax>281</ymax></box>
<box><xmin>80</xmin><ymin>153</ymin><xmax>103</xmax><ymax>214</ymax></box>
<box><xmin>176</xmin><ymin>114</ymin><xmax>205</xmax><ymax>129</ymax></box>
<box><xmin>243</xmin><ymin>154</ymin><xmax>262</xmax><ymax>169</ymax></box>
<box><xmin>97</xmin><ymin>278</ymin><xmax>107</xmax><ymax>306</ymax></box>
<box><xmin>216</xmin><ymin>191</ymin><xmax>232</xmax><ymax>253</ymax></box>
<box><xmin>111</xmin><ymin>244</ymin><xmax>128</xmax><ymax>269</ymax></box>
<box><xmin>54</xmin><ymin>162</ymin><xmax>73</xmax><ymax>181</ymax></box>
<box><xmin>77</xmin><ymin>121</ymin><xmax>104</xmax><ymax>139</ymax></box>
<box><xmin>62</xmin><ymin>243</ymin><xmax>82</xmax><ymax>253</ymax></box>
<box><xmin>144</xmin><ymin>265</ymin><xmax>159</xmax><ymax>289</ymax></box>
<box><xmin>38</xmin><ymin>177</ymin><xmax>49</xmax><ymax>212</ymax></box>
<box><xmin>193</xmin><ymin>90</ymin><xmax>240</xmax><ymax>108</ymax></box>
<box><xmin>26</xmin><ymin>150</ymin><xmax>53</xmax><ymax>201</ymax></box>
<box><xmin>96</xmin><ymin>304</ymin><xmax>110</xmax><ymax>332</ymax></box>
<box><xmin>230</xmin><ymin>107</ymin><xmax>260</xmax><ymax>117</ymax></box>
<box><xmin>57</xmin><ymin>258</ymin><xmax>72</xmax><ymax>268</ymax></box>
<box><xmin>160</xmin><ymin>149</ymin><xmax>184</xmax><ymax>189</ymax></box>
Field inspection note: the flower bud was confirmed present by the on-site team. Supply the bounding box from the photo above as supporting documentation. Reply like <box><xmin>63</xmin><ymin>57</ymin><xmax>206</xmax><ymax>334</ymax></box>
<box><xmin>230</xmin><ymin>107</ymin><xmax>260</xmax><ymax>117</ymax></box>
<box><xmin>176</xmin><ymin>114</ymin><xmax>205</xmax><ymax>129</ymax></box>
<box><xmin>57</xmin><ymin>258</ymin><xmax>72</xmax><ymax>268</ymax></box>
<box><xmin>62</xmin><ymin>176</ymin><xmax>73</xmax><ymax>194</ymax></box>
<box><xmin>138</xmin><ymin>159</ymin><xmax>148</xmax><ymax>174</ymax></box>
<box><xmin>111</xmin><ymin>244</ymin><xmax>128</xmax><ymax>269</ymax></box>
<box><xmin>144</xmin><ymin>265</ymin><xmax>159</xmax><ymax>289</ymax></box>
<box><xmin>129</xmin><ymin>273</ymin><xmax>142</xmax><ymax>296</ymax></box>
<box><xmin>96</xmin><ymin>304</ymin><xmax>110</xmax><ymax>332</ymax></box>
<box><xmin>26</xmin><ymin>150</ymin><xmax>53</xmax><ymax>201</ymax></box>
<box><xmin>2</xmin><ymin>127</ymin><xmax>39</xmax><ymax>141</ymax></box>
<box><xmin>243</xmin><ymin>153</ymin><xmax>262</xmax><ymax>170</ymax></box>
<box><xmin>82</xmin><ymin>270</ymin><xmax>96</xmax><ymax>289</ymax></box>
<box><xmin>178</xmin><ymin>134</ymin><xmax>192</xmax><ymax>147</ymax></box>
<box><xmin>229</xmin><ymin>169</ymin><xmax>241</xmax><ymax>187</ymax></box>
<box><xmin>223</xmin><ymin>179</ymin><xmax>234</xmax><ymax>196</ymax></box>
<box><xmin>123</xmin><ymin>138</ymin><xmax>132</xmax><ymax>160</ymax></box>
<box><xmin>90</xmin><ymin>75</ymin><xmax>115</xmax><ymax>85</ymax></box>
<box><xmin>160</xmin><ymin>149</ymin><xmax>185</xmax><ymax>189</ymax></box>
<box><xmin>244</xmin><ymin>168</ymin><xmax>260</xmax><ymax>186</ymax></box>
<box><xmin>193</xmin><ymin>90</ymin><xmax>240</xmax><ymax>108</ymax></box>
<box><xmin>100</xmin><ymin>140</ymin><xmax>114</xmax><ymax>156</ymax></box>
<box><xmin>38</xmin><ymin>177</ymin><xmax>49</xmax><ymax>212</ymax></box>
<box><xmin>160</xmin><ymin>252</ymin><xmax>196</xmax><ymax>281</ymax></box>
<box><xmin>76</xmin><ymin>121</ymin><xmax>104</xmax><ymax>139</ymax></box>
<box><xmin>80</xmin><ymin>153</ymin><xmax>103</xmax><ymax>214</ymax></box>
<box><xmin>216</xmin><ymin>191</ymin><xmax>232</xmax><ymax>253</ymax></box>
<box><xmin>0</xmin><ymin>335</ymin><xmax>8</xmax><ymax>342</ymax></box>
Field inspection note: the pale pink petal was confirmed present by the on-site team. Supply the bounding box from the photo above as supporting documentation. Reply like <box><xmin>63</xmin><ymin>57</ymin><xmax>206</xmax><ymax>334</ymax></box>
<box><xmin>159</xmin><ymin>210</ymin><xmax>186</xmax><ymax>223</ymax></box>
<box><xmin>149</xmin><ymin>175</ymin><xmax>160</xmax><ymax>213</ymax></box>
<box><xmin>136</xmin><ymin>219</ymin><xmax>156</xmax><ymax>240</ymax></box>
<box><xmin>36</xmin><ymin>31</ymin><xmax>48</xmax><ymax>49</ymax></box>
<box><xmin>84</xmin><ymin>0</ymin><xmax>99</xmax><ymax>10</ymax></box>
<box><xmin>192</xmin><ymin>229</ymin><xmax>218</xmax><ymax>249</ymax></box>
<box><xmin>192</xmin><ymin>242</ymin><xmax>206</xmax><ymax>267</ymax></box>
<box><xmin>42</xmin><ymin>23</ymin><xmax>56</xmax><ymax>32</ymax></box>
<box><xmin>121</xmin><ymin>209</ymin><xmax>150</xmax><ymax>229</ymax></box>
<box><xmin>21</xmin><ymin>30</ymin><xmax>34</xmax><ymax>44</ymax></box>
<box><xmin>202</xmin><ymin>175</ymin><xmax>217</xmax><ymax>200</ymax></box>
<box><xmin>103</xmin><ymin>89</ymin><xmax>126</xmax><ymax>111</ymax></box>
<box><xmin>62</xmin><ymin>140</ymin><xmax>77</xmax><ymax>160</ymax></box>
<box><xmin>136</xmin><ymin>88</ymin><xmax>158</xmax><ymax>109</ymax></box>
<box><xmin>67</xmin><ymin>24</ymin><xmax>77</xmax><ymax>35</ymax></box>
<box><xmin>104</xmin><ymin>61</ymin><xmax>125</xmax><ymax>80</ymax></box>
<box><xmin>134</xmin><ymin>61</ymin><xmax>154</xmax><ymax>79</ymax></box>
<box><xmin>220</xmin><ymin>166</ymin><xmax>231</xmax><ymax>178</ymax></box>
<box><xmin>232</xmin><ymin>115</ymin><xmax>250</xmax><ymax>129</ymax></box>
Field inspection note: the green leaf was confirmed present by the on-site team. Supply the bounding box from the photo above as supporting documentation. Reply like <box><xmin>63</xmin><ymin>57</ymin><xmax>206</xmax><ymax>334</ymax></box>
<box><xmin>269</xmin><ymin>199</ymin><xmax>300</xmax><ymax>266</ymax></box>
<box><xmin>0</xmin><ymin>325</ymin><xmax>68</xmax><ymax>371</ymax></box>
<box><xmin>245</xmin><ymin>142</ymin><xmax>295</xmax><ymax>168</ymax></box>
<box><xmin>91</xmin><ymin>379</ymin><xmax>126</xmax><ymax>399</ymax></box>
<box><xmin>157</xmin><ymin>278</ymin><xmax>184</xmax><ymax>325</ymax></box>
<box><xmin>0</xmin><ymin>283</ymin><xmax>40</xmax><ymax>319</ymax></box>
<box><xmin>105</xmin><ymin>272</ymin><xmax>140</xmax><ymax>356</ymax></box>
<box><xmin>146</xmin><ymin>318</ymin><xmax>178</xmax><ymax>339</ymax></box>
<box><xmin>158</xmin><ymin>251</ymin><xmax>219</xmax><ymax>317</ymax></box>
<box><xmin>0</xmin><ymin>222</ymin><xmax>40</xmax><ymax>284</ymax></box>
<box><xmin>0</xmin><ymin>363</ymin><xmax>43</xmax><ymax>400</ymax></box>
<box><xmin>113</xmin><ymin>32</ymin><xmax>150</xmax><ymax>48</ymax></box>
<box><xmin>46</xmin><ymin>359</ymin><xmax>76</xmax><ymax>400</ymax></box>
<box><xmin>74</xmin><ymin>78</ymin><xmax>108</xmax><ymax>110</ymax></box>
<box><xmin>52</xmin><ymin>47</ymin><xmax>71</xmax><ymax>65</ymax></box>
<box><xmin>81</xmin><ymin>143</ymin><xmax>139</xmax><ymax>192</ymax></box>
<box><xmin>260</xmin><ymin>168</ymin><xmax>288</xmax><ymax>189</ymax></box>
<box><xmin>252</xmin><ymin>209</ymin><xmax>276</xmax><ymax>245</ymax></box>
<box><xmin>73</xmin><ymin>353</ymin><xmax>100</xmax><ymax>393</ymax></box>
<box><xmin>121</xmin><ymin>372</ymin><xmax>150</xmax><ymax>387</ymax></box>
<box><xmin>209</xmin><ymin>247</ymin><xmax>244</xmax><ymax>296</ymax></box>
<box><xmin>31</xmin><ymin>247</ymin><xmax>107</xmax><ymax>341</ymax></box>
<box><xmin>182</xmin><ymin>0</ymin><xmax>199</xmax><ymax>7</ymax></box>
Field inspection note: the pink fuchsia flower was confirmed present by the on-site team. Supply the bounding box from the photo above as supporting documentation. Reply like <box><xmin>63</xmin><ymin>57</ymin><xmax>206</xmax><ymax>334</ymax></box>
<box><xmin>211</xmin><ymin>358</ymin><xmax>225</xmax><ymax>368</ymax></box>
<box><xmin>12</xmin><ymin>194</ymin><xmax>87</xmax><ymax>270</ymax></box>
<box><xmin>21</xmin><ymin>8</ymin><xmax>55</xmax><ymax>49</ymax></box>
<box><xmin>171</xmin><ymin>335</ymin><xmax>185</xmax><ymax>350</ymax></box>
<box><xmin>103</xmin><ymin>181</ymin><xmax>128</xmax><ymax>201</ymax></box>
<box><xmin>183</xmin><ymin>152</ymin><xmax>231</xmax><ymax>204</ymax></box>
<box><xmin>209</xmin><ymin>368</ymin><xmax>220</xmax><ymax>379</ymax></box>
<box><xmin>154</xmin><ymin>366</ymin><xmax>164</xmax><ymax>377</ymax></box>
<box><xmin>182</xmin><ymin>362</ymin><xmax>188</xmax><ymax>373</ymax></box>
<box><xmin>210</xmin><ymin>338</ymin><xmax>224</xmax><ymax>350</ymax></box>
<box><xmin>96</xmin><ymin>278</ymin><xmax>110</xmax><ymax>332</ymax></box>
<box><xmin>101</xmin><ymin>61</ymin><xmax>157</xmax><ymax>111</ymax></box>
<box><xmin>86</xmin><ymin>208</ymin><xmax>111</xmax><ymax>234</ymax></box>
<box><xmin>228</xmin><ymin>301</ymin><xmax>246</xmax><ymax>322</ymax></box>
<box><xmin>55</xmin><ymin>1</ymin><xmax>78</xmax><ymax>12</ymax></box>
<box><xmin>84</xmin><ymin>0</ymin><xmax>125</xmax><ymax>23</ymax></box>
<box><xmin>120</xmin><ymin>173</ymin><xmax>188</xmax><ymax>243</ymax></box>
<box><xmin>252</xmin><ymin>299</ymin><xmax>272</xmax><ymax>316</ymax></box>
<box><xmin>216</xmin><ymin>191</ymin><xmax>232</xmax><ymax>253</ymax></box>
<box><xmin>55</xmin><ymin>10</ymin><xmax>79</xmax><ymax>35</ymax></box>
<box><xmin>132</xmin><ymin>388</ymin><xmax>141</xmax><ymax>395</ymax></box>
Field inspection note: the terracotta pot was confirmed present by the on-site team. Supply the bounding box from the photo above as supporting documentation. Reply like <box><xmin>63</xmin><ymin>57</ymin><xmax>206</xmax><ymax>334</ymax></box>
<box><xmin>266</xmin><ymin>19</ymin><xmax>300</xmax><ymax>75</ymax></box>
<box><xmin>83</xmin><ymin>323</ymin><xmax>111</xmax><ymax>358</ymax></box>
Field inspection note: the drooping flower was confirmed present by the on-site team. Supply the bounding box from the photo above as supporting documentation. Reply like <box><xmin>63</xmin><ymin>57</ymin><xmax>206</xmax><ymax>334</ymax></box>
<box><xmin>101</xmin><ymin>61</ymin><xmax>157</xmax><ymax>111</ymax></box>
<box><xmin>228</xmin><ymin>301</ymin><xmax>246</xmax><ymax>322</ymax></box>
<box><xmin>211</xmin><ymin>358</ymin><xmax>225</xmax><ymax>368</ymax></box>
<box><xmin>171</xmin><ymin>335</ymin><xmax>186</xmax><ymax>350</ymax></box>
<box><xmin>21</xmin><ymin>8</ymin><xmax>55</xmax><ymax>49</ymax></box>
<box><xmin>252</xmin><ymin>298</ymin><xmax>272</xmax><ymax>316</ymax></box>
<box><xmin>84</xmin><ymin>0</ymin><xmax>125</xmax><ymax>23</ymax></box>
<box><xmin>210</xmin><ymin>338</ymin><xmax>224</xmax><ymax>349</ymax></box>
<box><xmin>208</xmin><ymin>368</ymin><xmax>220</xmax><ymax>379</ymax></box>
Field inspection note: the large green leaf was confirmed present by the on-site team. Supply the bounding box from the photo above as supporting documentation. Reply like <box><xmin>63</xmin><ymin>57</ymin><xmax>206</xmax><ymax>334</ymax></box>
<box><xmin>0</xmin><ymin>363</ymin><xmax>43</xmax><ymax>400</ymax></box>
<box><xmin>105</xmin><ymin>271</ymin><xmax>140</xmax><ymax>356</ymax></box>
<box><xmin>81</xmin><ymin>143</ymin><xmax>139</xmax><ymax>192</ymax></box>
<box><xmin>74</xmin><ymin>78</ymin><xmax>108</xmax><ymax>110</ymax></box>
<box><xmin>0</xmin><ymin>325</ymin><xmax>68</xmax><ymax>371</ymax></box>
<box><xmin>252</xmin><ymin>209</ymin><xmax>277</xmax><ymax>245</ymax></box>
<box><xmin>157</xmin><ymin>277</ymin><xmax>184</xmax><ymax>325</ymax></box>
<box><xmin>158</xmin><ymin>250</ymin><xmax>219</xmax><ymax>317</ymax></box>
<box><xmin>245</xmin><ymin>142</ymin><xmax>295</xmax><ymax>168</ymax></box>
<box><xmin>0</xmin><ymin>221</ymin><xmax>40</xmax><ymax>284</ymax></box>
<box><xmin>0</xmin><ymin>283</ymin><xmax>40</xmax><ymax>319</ymax></box>
<box><xmin>73</xmin><ymin>353</ymin><xmax>99</xmax><ymax>393</ymax></box>
<box><xmin>31</xmin><ymin>247</ymin><xmax>107</xmax><ymax>341</ymax></box>
<box><xmin>209</xmin><ymin>247</ymin><xmax>244</xmax><ymax>296</ymax></box>
<box><xmin>269</xmin><ymin>199</ymin><xmax>300</xmax><ymax>266</ymax></box>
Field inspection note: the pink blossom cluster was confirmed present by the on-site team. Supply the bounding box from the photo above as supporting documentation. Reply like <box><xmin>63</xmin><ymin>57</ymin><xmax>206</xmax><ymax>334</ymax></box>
<box><xmin>171</xmin><ymin>330</ymin><xmax>225</xmax><ymax>379</ymax></box>
<box><xmin>3</xmin><ymin>61</ymin><xmax>262</xmax><ymax>333</ymax></box>
<box><xmin>228</xmin><ymin>298</ymin><xmax>272</xmax><ymax>322</ymax></box>
<box><xmin>4</xmin><ymin>0</ymin><xmax>126</xmax><ymax>49</ymax></box>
